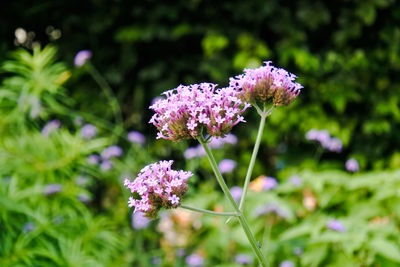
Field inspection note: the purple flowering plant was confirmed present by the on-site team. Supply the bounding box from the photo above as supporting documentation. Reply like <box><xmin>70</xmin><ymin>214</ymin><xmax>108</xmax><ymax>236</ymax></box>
<box><xmin>124</xmin><ymin>61</ymin><xmax>302</xmax><ymax>266</ymax></box>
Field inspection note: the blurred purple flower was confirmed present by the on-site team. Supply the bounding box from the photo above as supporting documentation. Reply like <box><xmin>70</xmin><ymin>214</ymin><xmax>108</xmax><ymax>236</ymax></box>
<box><xmin>76</xmin><ymin>175</ymin><xmax>89</xmax><ymax>186</ymax></box>
<box><xmin>80</xmin><ymin>124</ymin><xmax>97</xmax><ymax>139</ymax></box>
<box><xmin>100</xmin><ymin>160</ymin><xmax>113</xmax><ymax>171</ymax></box>
<box><xmin>101</xmin><ymin>145</ymin><xmax>123</xmax><ymax>159</ymax></box>
<box><xmin>294</xmin><ymin>247</ymin><xmax>303</xmax><ymax>256</ymax></box>
<box><xmin>324</xmin><ymin>137</ymin><xmax>342</xmax><ymax>152</ymax></box>
<box><xmin>128</xmin><ymin>131</ymin><xmax>146</xmax><ymax>146</ymax></box>
<box><xmin>224</xmin><ymin>133</ymin><xmax>238</xmax><ymax>145</ymax></box>
<box><xmin>345</xmin><ymin>158</ymin><xmax>359</xmax><ymax>172</ymax></box>
<box><xmin>77</xmin><ymin>193</ymin><xmax>91</xmax><ymax>203</ymax></box>
<box><xmin>74</xmin><ymin>116</ymin><xmax>84</xmax><ymax>126</ymax></box>
<box><xmin>235</xmin><ymin>254</ymin><xmax>253</xmax><ymax>265</ymax></box>
<box><xmin>151</xmin><ymin>257</ymin><xmax>161</xmax><ymax>265</ymax></box>
<box><xmin>74</xmin><ymin>50</ymin><xmax>92</xmax><ymax>67</ymax></box>
<box><xmin>41</xmin><ymin>120</ymin><xmax>61</xmax><ymax>136</ymax></box>
<box><xmin>176</xmin><ymin>248</ymin><xmax>186</xmax><ymax>257</ymax></box>
<box><xmin>289</xmin><ymin>175</ymin><xmax>303</xmax><ymax>187</ymax></box>
<box><xmin>263</xmin><ymin>176</ymin><xmax>278</xmax><ymax>190</ymax></box>
<box><xmin>23</xmin><ymin>222</ymin><xmax>36</xmax><ymax>233</ymax></box>
<box><xmin>131</xmin><ymin>211</ymin><xmax>151</xmax><ymax>230</ymax></box>
<box><xmin>218</xmin><ymin>159</ymin><xmax>237</xmax><ymax>173</ymax></box>
<box><xmin>280</xmin><ymin>260</ymin><xmax>295</xmax><ymax>267</ymax></box>
<box><xmin>306</xmin><ymin>129</ymin><xmax>342</xmax><ymax>153</ymax></box>
<box><xmin>184</xmin><ymin>147</ymin><xmax>200</xmax><ymax>159</ymax></box>
<box><xmin>327</xmin><ymin>219</ymin><xmax>346</xmax><ymax>233</ymax></box>
<box><xmin>185</xmin><ymin>254</ymin><xmax>204</xmax><ymax>267</ymax></box>
<box><xmin>44</xmin><ymin>183</ymin><xmax>62</xmax><ymax>195</ymax></box>
<box><xmin>255</xmin><ymin>203</ymin><xmax>287</xmax><ymax>218</ymax></box>
<box><xmin>230</xmin><ymin>186</ymin><xmax>243</xmax><ymax>202</ymax></box>
<box><xmin>86</xmin><ymin>154</ymin><xmax>100</xmax><ymax>165</ymax></box>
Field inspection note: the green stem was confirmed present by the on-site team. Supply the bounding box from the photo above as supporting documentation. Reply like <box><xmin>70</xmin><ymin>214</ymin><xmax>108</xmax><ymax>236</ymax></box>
<box><xmin>180</xmin><ymin>204</ymin><xmax>238</xmax><ymax>217</ymax></box>
<box><xmin>238</xmin><ymin>106</ymin><xmax>267</xmax><ymax>211</ymax></box>
<box><xmin>198</xmin><ymin>137</ymin><xmax>268</xmax><ymax>267</ymax></box>
<box><xmin>87</xmin><ymin>63</ymin><xmax>124</xmax><ymax>134</ymax></box>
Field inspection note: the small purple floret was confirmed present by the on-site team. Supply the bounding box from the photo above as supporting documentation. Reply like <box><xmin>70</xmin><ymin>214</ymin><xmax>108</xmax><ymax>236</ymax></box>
<box><xmin>235</xmin><ymin>254</ymin><xmax>253</xmax><ymax>265</ymax></box>
<box><xmin>101</xmin><ymin>145</ymin><xmax>123</xmax><ymax>159</ymax></box>
<box><xmin>280</xmin><ymin>260</ymin><xmax>295</xmax><ymax>267</ymax></box>
<box><xmin>127</xmin><ymin>131</ymin><xmax>146</xmax><ymax>145</ymax></box>
<box><xmin>42</xmin><ymin>120</ymin><xmax>61</xmax><ymax>136</ymax></box>
<box><xmin>74</xmin><ymin>50</ymin><xmax>92</xmax><ymax>67</ymax></box>
<box><xmin>327</xmin><ymin>219</ymin><xmax>346</xmax><ymax>233</ymax></box>
<box><xmin>131</xmin><ymin>211</ymin><xmax>151</xmax><ymax>230</ymax></box>
<box><xmin>230</xmin><ymin>186</ymin><xmax>243</xmax><ymax>202</ymax></box>
<box><xmin>218</xmin><ymin>159</ymin><xmax>237</xmax><ymax>173</ymax></box>
<box><xmin>345</xmin><ymin>158</ymin><xmax>359</xmax><ymax>172</ymax></box>
<box><xmin>185</xmin><ymin>254</ymin><xmax>204</xmax><ymax>267</ymax></box>
<box><xmin>80</xmin><ymin>124</ymin><xmax>97</xmax><ymax>139</ymax></box>
<box><xmin>44</xmin><ymin>183</ymin><xmax>62</xmax><ymax>195</ymax></box>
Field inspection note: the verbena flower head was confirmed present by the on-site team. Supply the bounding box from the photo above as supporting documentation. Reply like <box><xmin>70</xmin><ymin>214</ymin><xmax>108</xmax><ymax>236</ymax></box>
<box><xmin>149</xmin><ymin>83</ymin><xmax>250</xmax><ymax>142</ymax></box>
<box><xmin>131</xmin><ymin>211</ymin><xmax>151</xmax><ymax>230</ymax></box>
<box><xmin>101</xmin><ymin>145</ymin><xmax>123</xmax><ymax>159</ymax></box>
<box><xmin>185</xmin><ymin>254</ymin><xmax>204</xmax><ymax>267</ymax></box>
<box><xmin>327</xmin><ymin>219</ymin><xmax>346</xmax><ymax>233</ymax></box>
<box><xmin>345</xmin><ymin>158</ymin><xmax>359</xmax><ymax>172</ymax></box>
<box><xmin>306</xmin><ymin>129</ymin><xmax>342</xmax><ymax>152</ymax></box>
<box><xmin>229</xmin><ymin>61</ymin><xmax>302</xmax><ymax>106</ymax></box>
<box><xmin>42</xmin><ymin>120</ymin><xmax>61</xmax><ymax>136</ymax></box>
<box><xmin>128</xmin><ymin>131</ymin><xmax>146</xmax><ymax>146</ymax></box>
<box><xmin>235</xmin><ymin>254</ymin><xmax>253</xmax><ymax>265</ymax></box>
<box><xmin>280</xmin><ymin>260</ymin><xmax>295</xmax><ymax>267</ymax></box>
<box><xmin>74</xmin><ymin>50</ymin><xmax>92</xmax><ymax>67</ymax></box>
<box><xmin>43</xmin><ymin>183</ymin><xmax>62</xmax><ymax>195</ymax></box>
<box><xmin>218</xmin><ymin>159</ymin><xmax>237</xmax><ymax>173</ymax></box>
<box><xmin>80</xmin><ymin>124</ymin><xmax>97</xmax><ymax>139</ymax></box>
<box><xmin>124</xmin><ymin>160</ymin><xmax>192</xmax><ymax>218</ymax></box>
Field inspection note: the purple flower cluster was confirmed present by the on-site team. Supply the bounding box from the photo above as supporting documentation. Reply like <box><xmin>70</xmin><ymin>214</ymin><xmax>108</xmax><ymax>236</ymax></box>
<box><xmin>254</xmin><ymin>203</ymin><xmax>287</xmax><ymax>218</ymax></box>
<box><xmin>306</xmin><ymin>129</ymin><xmax>342</xmax><ymax>152</ymax></box>
<box><xmin>230</xmin><ymin>186</ymin><xmax>243</xmax><ymax>202</ymax></box>
<box><xmin>262</xmin><ymin>176</ymin><xmax>278</xmax><ymax>190</ymax></box>
<box><xmin>124</xmin><ymin>160</ymin><xmax>192</xmax><ymax>218</ymax></box>
<box><xmin>149</xmin><ymin>83</ymin><xmax>250</xmax><ymax>142</ymax></box>
<box><xmin>229</xmin><ymin>61</ymin><xmax>302</xmax><ymax>106</ymax></box>
<box><xmin>185</xmin><ymin>254</ymin><xmax>204</xmax><ymax>267</ymax></box>
<box><xmin>131</xmin><ymin>211</ymin><xmax>151</xmax><ymax>230</ymax></box>
<box><xmin>80</xmin><ymin>124</ymin><xmax>97</xmax><ymax>139</ymax></box>
<box><xmin>280</xmin><ymin>260</ymin><xmax>295</xmax><ymax>267</ymax></box>
<box><xmin>184</xmin><ymin>134</ymin><xmax>238</xmax><ymax>159</ymax></box>
<box><xmin>41</xmin><ymin>120</ymin><xmax>61</xmax><ymax>136</ymax></box>
<box><xmin>127</xmin><ymin>130</ymin><xmax>146</xmax><ymax>146</ymax></box>
<box><xmin>101</xmin><ymin>145</ymin><xmax>123</xmax><ymax>159</ymax></box>
<box><xmin>218</xmin><ymin>159</ymin><xmax>237</xmax><ymax>173</ymax></box>
<box><xmin>345</xmin><ymin>158</ymin><xmax>359</xmax><ymax>172</ymax></box>
<box><xmin>74</xmin><ymin>50</ymin><xmax>92</xmax><ymax>67</ymax></box>
<box><xmin>327</xmin><ymin>219</ymin><xmax>346</xmax><ymax>233</ymax></box>
<box><xmin>43</xmin><ymin>183</ymin><xmax>63</xmax><ymax>195</ymax></box>
<box><xmin>289</xmin><ymin>175</ymin><xmax>303</xmax><ymax>187</ymax></box>
<box><xmin>235</xmin><ymin>254</ymin><xmax>253</xmax><ymax>265</ymax></box>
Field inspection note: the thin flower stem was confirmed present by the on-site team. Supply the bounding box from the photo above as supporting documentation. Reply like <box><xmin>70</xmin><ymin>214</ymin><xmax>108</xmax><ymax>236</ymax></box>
<box><xmin>238</xmin><ymin>105</ymin><xmax>267</xmax><ymax>211</ymax></box>
<box><xmin>87</xmin><ymin>63</ymin><xmax>124</xmax><ymax>134</ymax></box>
<box><xmin>198</xmin><ymin>136</ymin><xmax>268</xmax><ymax>267</ymax></box>
<box><xmin>180</xmin><ymin>204</ymin><xmax>238</xmax><ymax>217</ymax></box>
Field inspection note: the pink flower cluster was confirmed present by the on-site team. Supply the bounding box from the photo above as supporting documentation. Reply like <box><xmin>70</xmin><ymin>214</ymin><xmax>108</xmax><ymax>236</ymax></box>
<box><xmin>124</xmin><ymin>160</ymin><xmax>192</xmax><ymax>218</ymax></box>
<box><xmin>229</xmin><ymin>61</ymin><xmax>302</xmax><ymax>106</ymax></box>
<box><xmin>149</xmin><ymin>83</ymin><xmax>250</xmax><ymax>142</ymax></box>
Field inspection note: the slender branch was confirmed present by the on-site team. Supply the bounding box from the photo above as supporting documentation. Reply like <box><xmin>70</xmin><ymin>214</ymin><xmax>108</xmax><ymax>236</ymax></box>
<box><xmin>198</xmin><ymin>136</ymin><xmax>268</xmax><ymax>267</ymax></box>
<box><xmin>180</xmin><ymin>204</ymin><xmax>238</xmax><ymax>217</ymax></box>
<box><xmin>86</xmin><ymin>63</ymin><xmax>124</xmax><ymax>135</ymax></box>
<box><xmin>238</xmin><ymin>105</ymin><xmax>268</xmax><ymax>211</ymax></box>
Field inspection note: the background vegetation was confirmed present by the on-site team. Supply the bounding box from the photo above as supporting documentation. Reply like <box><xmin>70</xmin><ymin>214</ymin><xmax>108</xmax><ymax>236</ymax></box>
<box><xmin>0</xmin><ymin>0</ymin><xmax>399</xmax><ymax>266</ymax></box>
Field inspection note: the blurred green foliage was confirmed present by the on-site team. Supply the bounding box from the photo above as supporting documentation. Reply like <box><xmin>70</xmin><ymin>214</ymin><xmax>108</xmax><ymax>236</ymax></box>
<box><xmin>1</xmin><ymin>0</ymin><xmax>400</xmax><ymax>266</ymax></box>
